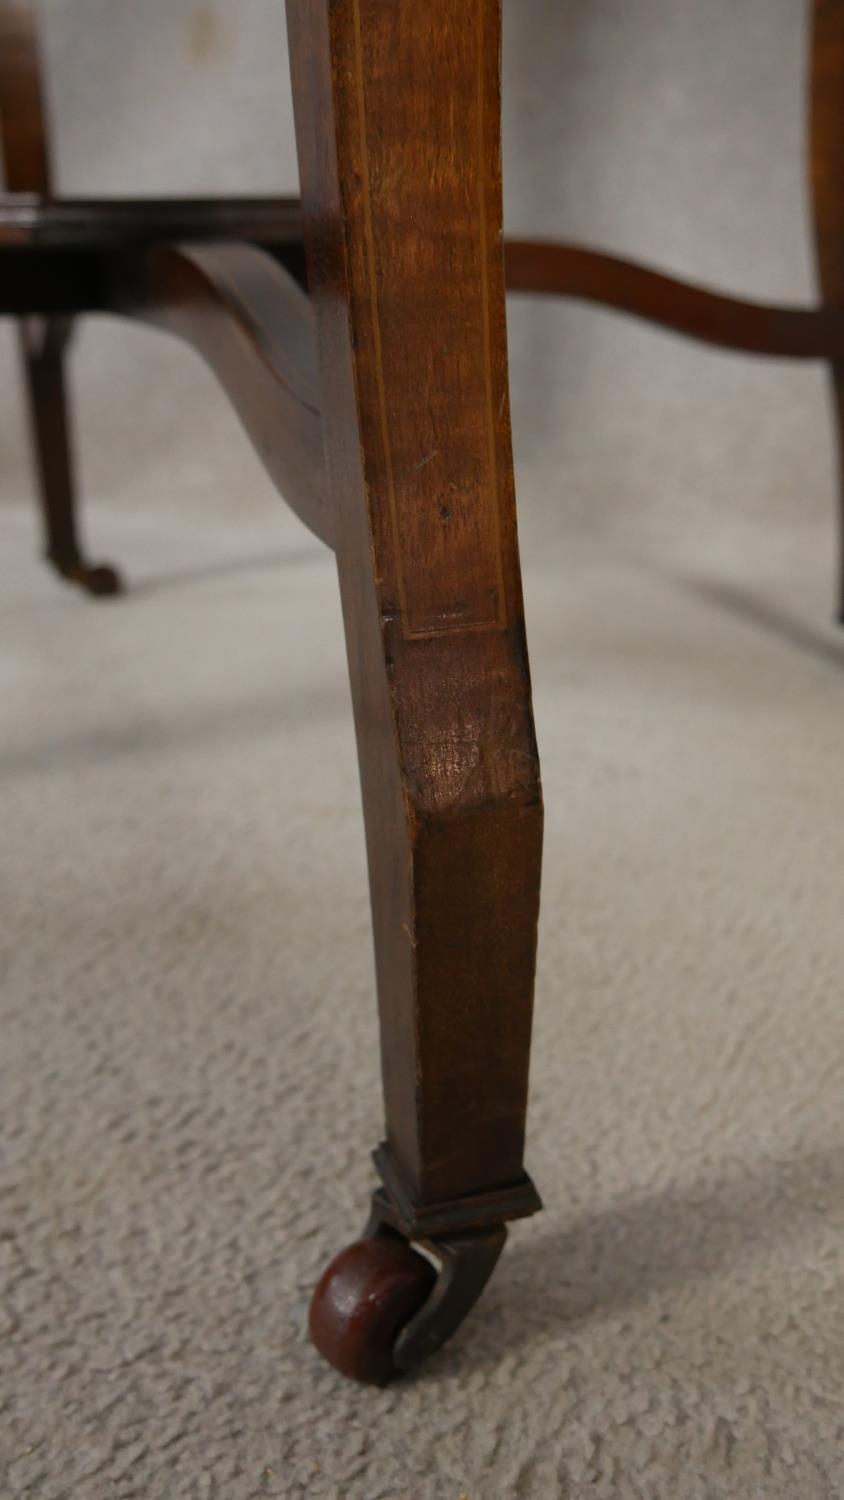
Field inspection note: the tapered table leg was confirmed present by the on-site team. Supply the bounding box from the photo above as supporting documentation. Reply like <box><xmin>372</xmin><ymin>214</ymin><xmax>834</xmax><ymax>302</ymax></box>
<box><xmin>286</xmin><ymin>0</ymin><xmax>544</xmax><ymax>1381</ymax></box>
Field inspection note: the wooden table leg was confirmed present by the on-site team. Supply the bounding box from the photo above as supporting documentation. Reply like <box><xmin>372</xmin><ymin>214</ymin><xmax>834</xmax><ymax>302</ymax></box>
<box><xmin>811</xmin><ymin>0</ymin><xmax>844</xmax><ymax>621</ymax></box>
<box><xmin>286</xmin><ymin>0</ymin><xmax>543</xmax><ymax>1381</ymax></box>
<box><xmin>18</xmin><ymin>320</ymin><xmax>122</xmax><ymax>597</ymax></box>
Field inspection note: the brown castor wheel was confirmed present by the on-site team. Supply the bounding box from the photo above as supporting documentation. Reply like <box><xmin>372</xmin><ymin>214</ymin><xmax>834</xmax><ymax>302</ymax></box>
<box><xmin>310</xmin><ymin>1189</ymin><xmax>513</xmax><ymax>1384</ymax></box>
<box><xmin>309</xmin><ymin>1232</ymin><xmax>436</xmax><ymax>1386</ymax></box>
<box><xmin>49</xmin><ymin>554</ymin><xmax>123</xmax><ymax>598</ymax></box>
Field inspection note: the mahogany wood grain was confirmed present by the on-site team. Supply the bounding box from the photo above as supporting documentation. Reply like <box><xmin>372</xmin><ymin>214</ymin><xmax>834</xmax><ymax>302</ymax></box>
<box><xmin>811</xmin><ymin>0</ymin><xmax>844</xmax><ymax>617</ymax></box>
<box><xmin>286</xmin><ymin>0</ymin><xmax>543</xmax><ymax>1215</ymax></box>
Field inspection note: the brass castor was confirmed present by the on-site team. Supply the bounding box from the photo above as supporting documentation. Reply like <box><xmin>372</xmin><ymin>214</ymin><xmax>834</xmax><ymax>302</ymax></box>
<box><xmin>309</xmin><ymin>1232</ymin><xmax>436</xmax><ymax>1386</ymax></box>
<box><xmin>49</xmin><ymin>554</ymin><xmax>123</xmax><ymax>598</ymax></box>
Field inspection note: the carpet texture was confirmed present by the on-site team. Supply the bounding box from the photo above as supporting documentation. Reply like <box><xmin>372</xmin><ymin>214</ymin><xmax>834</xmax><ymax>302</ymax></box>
<box><xmin>4</xmin><ymin>2</ymin><xmax>844</xmax><ymax>1495</ymax></box>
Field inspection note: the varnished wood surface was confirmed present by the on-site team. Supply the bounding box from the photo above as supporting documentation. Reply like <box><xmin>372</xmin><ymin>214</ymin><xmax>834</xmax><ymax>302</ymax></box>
<box><xmin>18</xmin><ymin>224</ymin><xmax>840</xmax><ymax>570</ymax></box>
<box><xmin>812</xmin><ymin>0</ymin><xmax>844</xmax><ymax>306</ymax></box>
<box><xmin>0</xmin><ymin>0</ymin><xmax>50</xmax><ymax>193</ymax></box>
<box><xmin>0</xmin><ymin>194</ymin><xmax>303</xmax><ymax>248</ymax></box>
<box><xmin>506</xmin><ymin>239</ymin><xmax>844</xmax><ymax>359</ymax></box>
<box><xmin>309</xmin><ymin>1233</ymin><xmax>435</xmax><ymax>1386</ymax></box>
<box><xmin>287</xmin><ymin>0</ymin><xmax>543</xmax><ymax>1214</ymax></box>
<box><xmin>113</xmin><ymin>242</ymin><xmax>331</xmax><ymax>548</ymax></box>
<box><xmin>6</xmin><ymin>195</ymin><xmax>844</xmax><ymax>361</ymax></box>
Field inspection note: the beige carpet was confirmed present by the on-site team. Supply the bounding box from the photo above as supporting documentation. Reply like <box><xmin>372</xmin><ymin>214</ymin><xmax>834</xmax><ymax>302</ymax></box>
<box><xmin>3</xmin><ymin>308</ymin><xmax>844</xmax><ymax>1497</ymax></box>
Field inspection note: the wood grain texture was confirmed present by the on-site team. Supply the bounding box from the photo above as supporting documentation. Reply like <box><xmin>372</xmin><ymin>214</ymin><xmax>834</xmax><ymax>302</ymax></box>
<box><xmin>286</xmin><ymin>0</ymin><xmax>543</xmax><ymax>1214</ymax></box>
<box><xmin>346</xmin><ymin>0</ymin><xmax>505</xmax><ymax>637</ymax></box>
<box><xmin>811</xmin><ymin>0</ymin><xmax>844</xmax><ymax>618</ymax></box>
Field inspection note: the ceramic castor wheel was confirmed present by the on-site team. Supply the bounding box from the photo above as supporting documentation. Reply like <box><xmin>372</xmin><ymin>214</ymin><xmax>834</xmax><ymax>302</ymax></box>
<box><xmin>309</xmin><ymin>1232</ymin><xmax>436</xmax><ymax>1385</ymax></box>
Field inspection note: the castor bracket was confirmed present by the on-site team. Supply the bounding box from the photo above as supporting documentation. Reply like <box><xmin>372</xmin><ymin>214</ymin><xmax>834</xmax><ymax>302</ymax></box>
<box><xmin>309</xmin><ymin>1163</ymin><xmax>540</xmax><ymax>1384</ymax></box>
<box><xmin>372</xmin><ymin>1142</ymin><xmax>542</xmax><ymax>1238</ymax></box>
<box><xmin>364</xmin><ymin>1187</ymin><xmax>508</xmax><ymax>1373</ymax></box>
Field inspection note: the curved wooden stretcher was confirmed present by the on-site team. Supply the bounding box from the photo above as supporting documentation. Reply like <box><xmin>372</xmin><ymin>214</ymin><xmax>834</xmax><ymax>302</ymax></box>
<box><xmin>3</xmin><ymin>0</ymin><xmax>843</xmax><ymax>1382</ymax></box>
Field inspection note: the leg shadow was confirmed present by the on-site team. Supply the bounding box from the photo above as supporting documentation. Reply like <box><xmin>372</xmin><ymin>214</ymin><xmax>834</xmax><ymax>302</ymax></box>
<box><xmin>480</xmin><ymin>1140</ymin><xmax>844</xmax><ymax>1364</ymax></box>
